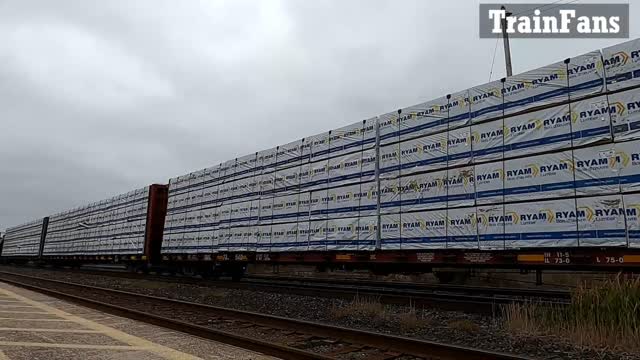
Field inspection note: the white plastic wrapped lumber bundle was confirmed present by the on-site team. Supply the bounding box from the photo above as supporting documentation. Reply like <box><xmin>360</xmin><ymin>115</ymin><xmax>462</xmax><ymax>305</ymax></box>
<box><xmin>379</xmin><ymin>143</ymin><xmax>400</xmax><ymax>179</ymax></box>
<box><xmin>327</xmin><ymin>183</ymin><xmax>361</xmax><ymax>219</ymax></box>
<box><xmin>504</xmin><ymin>198</ymin><xmax>579</xmax><ymax>249</ymax></box>
<box><xmin>357</xmin><ymin>216</ymin><xmax>378</xmax><ymax>251</ymax></box>
<box><xmin>236</xmin><ymin>153</ymin><xmax>257</xmax><ymax>181</ymax></box>
<box><xmin>213</xmin><ymin>178</ymin><xmax>231</xmax><ymax>205</ymax></box>
<box><xmin>398</xmin><ymin>170</ymin><xmax>447</xmax><ymax>211</ymax></box>
<box><xmin>308</xmin><ymin>219</ymin><xmax>327</xmax><ymax>251</ymax></box>
<box><xmin>397</xmin><ymin>97</ymin><xmax>448</xmax><ymax>141</ymax></box>
<box><xmin>570</xmin><ymin>95</ymin><xmax>612</xmax><ymax>146</ymax></box>
<box><xmin>503</xmin><ymin>104</ymin><xmax>572</xmax><ymax>159</ymax></box>
<box><xmin>198</xmin><ymin>207</ymin><xmax>217</xmax><ymax>252</ymax></box>
<box><xmin>185</xmin><ymin>171</ymin><xmax>206</xmax><ymax>254</ymax></box>
<box><xmin>380</xmin><ymin>213</ymin><xmax>401</xmax><ymax>250</ymax></box>
<box><xmin>399</xmin><ymin>209</ymin><xmax>447</xmax><ymax>250</ymax></box>
<box><xmin>609</xmin><ymin>88</ymin><xmax>640</xmax><ymax>141</ymax></box>
<box><xmin>306</xmin><ymin>158</ymin><xmax>329</xmax><ymax>191</ymax></box>
<box><xmin>269</xmin><ymin>222</ymin><xmax>299</xmax><ymax>252</ymax></box>
<box><xmin>276</xmin><ymin>139</ymin><xmax>302</xmax><ymax>170</ymax></box>
<box><xmin>476</xmin><ymin>204</ymin><xmax>506</xmax><ymax>250</ymax></box>
<box><xmin>271</xmin><ymin>194</ymin><xmax>300</xmax><ymax>223</ymax></box>
<box><xmin>330</xmin><ymin>121</ymin><xmax>365</xmax><ymax>157</ymax></box>
<box><xmin>623</xmin><ymin>193</ymin><xmax>640</xmax><ymax>247</ymax></box>
<box><xmin>379</xmin><ymin>177</ymin><xmax>400</xmax><ymax>214</ymax></box>
<box><xmin>617</xmin><ymin>139</ymin><xmax>640</xmax><ymax>193</ymax></box>
<box><xmin>573</xmin><ymin>142</ymin><xmax>620</xmax><ymax>196</ymax></box>
<box><xmin>446</xmin><ymin>206</ymin><xmax>478</xmax><ymax>249</ymax></box>
<box><xmin>503</xmin><ymin>60</ymin><xmax>568</xmax><ymax>116</ymax></box>
<box><xmin>309</xmin><ymin>132</ymin><xmax>331</xmax><ymax>161</ymax></box>
<box><xmin>447</xmin><ymin>90</ymin><xmax>472</xmax><ymax>129</ymax></box>
<box><xmin>573</xmin><ymin>139</ymin><xmax>640</xmax><ymax>195</ymax></box>
<box><xmin>577</xmin><ymin>194</ymin><xmax>627</xmax><ymax>247</ymax></box>
<box><xmin>447</xmin><ymin>127</ymin><xmax>472</xmax><ymax>166</ymax></box>
<box><xmin>257</xmin><ymin>171</ymin><xmax>275</xmax><ymax>199</ymax></box>
<box><xmin>567</xmin><ymin>50</ymin><xmax>605</xmax><ymax>99</ymax></box>
<box><xmin>504</xmin><ymin>151</ymin><xmax>575</xmax><ymax>202</ymax></box>
<box><xmin>474</xmin><ymin>161</ymin><xmax>504</xmax><ymax>205</ymax></box>
<box><xmin>257</xmin><ymin>197</ymin><xmax>274</xmax><ymax>226</ymax></box>
<box><xmin>469</xmin><ymin>80</ymin><xmax>503</xmax><ymax>123</ymax></box>
<box><xmin>274</xmin><ymin>163</ymin><xmax>299</xmax><ymax>195</ymax></box>
<box><xmin>297</xmin><ymin>191</ymin><xmax>311</xmax><ymax>223</ymax></box>
<box><xmin>258</xmin><ymin>147</ymin><xmax>277</xmax><ymax>175</ymax></box>
<box><xmin>360</xmin><ymin>148</ymin><xmax>377</xmax><ymax>182</ymax></box>
<box><xmin>295</xmin><ymin>221</ymin><xmax>310</xmax><ymax>251</ymax></box>
<box><xmin>230</xmin><ymin>200</ymin><xmax>252</xmax><ymax>226</ymax></box>
<box><xmin>471</xmin><ymin>119</ymin><xmax>504</xmax><ymax>163</ymax></box>
<box><xmin>309</xmin><ymin>189</ymin><xmax>328</xmax><ymax>220</ymax></box>
<box><xmin>226</xmin><ymin>226</ymin><xmax>243</xmax><ymax>252</ymax></box>
<box><xmin>254</xmin><ymin>224</ymin><xmax>270</xmax><ymax>252</ymax></box>
<box><xmin>378</xmin><ymin>110</ymin><xmax>399</xmax><ymax>145</ymax></box>
<box><xmin>446</xmin><ymin>166</ymin><xmax>475</xmax><ymax>208</ymax></box>
<box><xmin>326</xmin><ymin>217</ymin><xmax>359</xmax><ymax>250</ymax></box>
<box><xmin>399</xmin><ymin>132</ymin><xmax>447</xmax><ymax>175</ymax></box>
<box><xmin>328</xmin><ymin>151</ymin><xmax>362</xmax><ymax>187</ymax></box>
<box><xmin>175</xmin><ymin>171</ymin><xmax>204</xmax><ymax>254</ymax></box>
<box><xmin>356</xmin><ymin>181</ymin><xmax>378</xmax><ymax>216</ymax></box>
<box><xmin>603</xmin><ymin>38</ymin><xmax>640</xmax><ymax>91</ymax></box>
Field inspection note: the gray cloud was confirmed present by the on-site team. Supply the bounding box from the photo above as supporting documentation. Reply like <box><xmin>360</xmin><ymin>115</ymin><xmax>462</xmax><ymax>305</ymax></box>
<box><xmin>1</xmin><ymin>0</ymin><xmax>638</xmax><ymax>230</ymax></box>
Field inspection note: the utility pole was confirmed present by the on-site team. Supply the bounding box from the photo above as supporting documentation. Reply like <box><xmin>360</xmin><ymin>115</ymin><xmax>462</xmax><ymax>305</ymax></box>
<box><xmin>500</xmin><ymin>5</ymin><xmax>513</xmax><ymax>77</ymax></box>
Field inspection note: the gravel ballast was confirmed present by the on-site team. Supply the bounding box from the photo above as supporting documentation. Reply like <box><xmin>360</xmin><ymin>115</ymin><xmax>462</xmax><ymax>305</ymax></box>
<box><xmin>1</xmin><ymin>266</ymin><xmax>637</xmax><ymax>360</ymax></box>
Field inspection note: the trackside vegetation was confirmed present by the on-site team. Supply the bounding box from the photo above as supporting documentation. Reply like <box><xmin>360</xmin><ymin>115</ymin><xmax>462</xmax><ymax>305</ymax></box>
<box><xmin>504</xmin><ymin>275</ymin><xmax>640</xmax><ymax>352</ymax></box>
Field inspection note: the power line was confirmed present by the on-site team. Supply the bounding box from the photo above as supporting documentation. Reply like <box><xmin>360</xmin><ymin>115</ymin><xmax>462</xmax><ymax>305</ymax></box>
<box><xmin>509</xmin><ymin>0</ymin><xmax>579</xmax><ymax>17</ymax></box>
<box><xmin>487</xmin><ymin>0</ymin><xmax>581</xmax><ymax>81</ymax></box>
<box><xmin>488</xmin><ymin>36</ymin><xmax>500</xmax><ymax>82</ymax></box>
<box><xmin>533</xmin><ymin>0</ymin><xmax>581</xmax><ymax>15</ymax></box>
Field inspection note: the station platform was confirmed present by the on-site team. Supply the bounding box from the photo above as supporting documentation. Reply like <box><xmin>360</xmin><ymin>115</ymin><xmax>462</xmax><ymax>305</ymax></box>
<box><xmin>0</xmin><ymin>282</ymin><xmax>277</xmax><ymax>360</ymax></box>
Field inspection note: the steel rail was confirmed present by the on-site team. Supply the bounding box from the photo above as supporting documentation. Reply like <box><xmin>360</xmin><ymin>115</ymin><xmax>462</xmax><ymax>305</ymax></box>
<box><xmin>0</xmin><ymin>266</ymin><xmax>569</xmax><ymax>314</ymax></box>
<box><xmin>0</xmin><ymin>270</ymin><xmax>531</xmax><ymax>360</ymax></box>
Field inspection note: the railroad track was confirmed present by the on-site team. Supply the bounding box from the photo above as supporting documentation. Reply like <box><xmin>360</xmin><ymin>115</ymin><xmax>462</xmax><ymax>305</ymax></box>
<box><xmin>245</xmin><ymin>274</ymin><xmax>571</xmax><ymax>299</ymax></box>
<box><xmin>0</xmin><ymin>270</ymin><xmax>530</xmax><ymax>360</ymax></box>
<box><xmin>0</xmin><ymin>265</ymin><xmax>569</xmax><ymax>314</ymax></box>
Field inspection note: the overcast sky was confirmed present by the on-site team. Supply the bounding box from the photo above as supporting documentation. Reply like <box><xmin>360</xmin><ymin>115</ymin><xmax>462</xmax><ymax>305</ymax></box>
<box><xmin>1</xmin><ymin>0</ymin><xmax>637</xmax><ymax>230</ymax></box>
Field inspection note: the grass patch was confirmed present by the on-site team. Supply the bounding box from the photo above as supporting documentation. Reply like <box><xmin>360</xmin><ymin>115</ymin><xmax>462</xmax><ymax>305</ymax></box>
<box><xmin>503</xmin><ymin>274</ymin><xmax>640</xmax><ymax>353</ymax></box>
<box><xmin>330</xmin><ymin>295</ymin><xmax>385</xmax><ymax>321</ymax></box>
<box><xmin>448</xmin><ymin>319</ymin><xmax>480</xmax><ymax>333</ymax></box>
<box><xmin>398</xmin><ymin>303</ymin><xmax>431</xmax><ymax>331</ymax></box>
<box><xmin>330</xmin><ymin>297</ymin><xmax>430</xmax><ymax>330</ymax></box>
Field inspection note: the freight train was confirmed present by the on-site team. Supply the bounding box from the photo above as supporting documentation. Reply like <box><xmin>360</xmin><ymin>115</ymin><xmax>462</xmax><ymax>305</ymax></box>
<box><xmin>4</xmin><ymin>38</ymin><xmax>640</xmax><ymax>281</ymax></box>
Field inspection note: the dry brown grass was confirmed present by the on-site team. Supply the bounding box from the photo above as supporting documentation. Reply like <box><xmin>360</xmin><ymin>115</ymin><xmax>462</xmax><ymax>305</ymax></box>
<box><xmin>397</xmin><ymin>304</ymin><xmax>431</xmax><ymax>330</ymax></box>
<box><xmin>330</xmin><ymin>295</ymin><xmax>385</xmax><ymax>321</ymax></box>
<box><xmin>448</xmin><ymin>319</ymin><xmax>481</xmax><ymax>333</ymax></box>
<box><xmin>330</xmin><ymin>297</ymin><xmax>430</xmax><ymax>330</ymax></box>
<box><xmin>503</xmin><ymin>275</ymin><xmax>640</xmax><ymax>353</ymax></box>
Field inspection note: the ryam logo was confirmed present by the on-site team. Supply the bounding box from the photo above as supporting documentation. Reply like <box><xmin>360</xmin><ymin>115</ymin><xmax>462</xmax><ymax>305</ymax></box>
<box><xmin>479</xmin><ymin>4</ymin><xmax>629</xmax><ymax>38</ymax></box>
<box><xmin>567</xmin><ymin>62</ymin><xmax>598</xmax><ymax>75</ymax></box>
<box><xmin>604</xmin><ymin>51</ymin><xmax>631</xmax><ymax>68</ymax></box>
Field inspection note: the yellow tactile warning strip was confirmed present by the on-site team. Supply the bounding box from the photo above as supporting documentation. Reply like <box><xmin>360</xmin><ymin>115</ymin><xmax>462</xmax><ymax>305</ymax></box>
<box><xmin>0</xmin><ymin>286</ymin><xmax>203</xmax><ymax>360</ymax></box>
<box><xmin>0</xmin><ymin>305</ymin><xmax>35</xmax><ymax>308</ymax></box>
<box><xmin>0</xmin><ymin>328</ymin><xmax>102</xmax><ymax>333</ymax></box>
<box><xmin>0</xmin><ymin>342</ymin><xmax>148</xmax><ymax>350</ymax></box>
<box><xmin>0</xmin><ymin>310</ymin><xmax>48</xmax><ymax>314</ymax></box>
<box><xmin>0</xmin><ymin>317</ymin><xmax>72</xmax><ymax>322</ymax></box>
